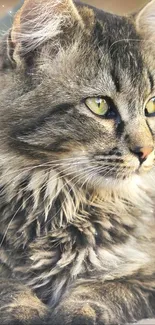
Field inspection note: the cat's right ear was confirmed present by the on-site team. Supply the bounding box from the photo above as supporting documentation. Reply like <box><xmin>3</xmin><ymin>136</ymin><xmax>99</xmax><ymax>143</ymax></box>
<box><xmin>6</xmin><ymin>0</ymin><xmax>85</xmax><ymax>67</ymax></box>
<box><xmin>135</xmin><ymin>0</ymin><xmax>155</xmax><ymax>39</ymax></box>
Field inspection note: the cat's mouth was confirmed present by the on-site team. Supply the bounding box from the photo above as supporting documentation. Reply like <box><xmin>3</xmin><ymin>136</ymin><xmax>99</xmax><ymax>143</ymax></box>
<box><xmin>138</xmin><ymin>164</ymin><xmax>154</xmax><ymax>173</ymax></box>
<box><xmin>89</xmin><ymin>160</ymin><xmax>154</xmax><ymax>184</ymax></box>
<box><xmin>92</xmin><ymin>163</ymin><xmax>155</xmax><ymax>191</ymax></box>
<box><xmin>62</xmin><ymin>153</ymin><xmax>155</xmax><ymax>188</ymax></box>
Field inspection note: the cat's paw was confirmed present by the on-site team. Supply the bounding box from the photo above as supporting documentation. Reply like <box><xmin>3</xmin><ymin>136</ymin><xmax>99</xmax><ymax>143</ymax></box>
<box><xmin>52</xmin><ymin>300</ymin><xmax>118</xmax><ymax>325</ymax></box>
<box><xmin>0</xmin><ymin>294</ymin><xmax>48</xmax><ymax>325</ymax></box>
<box><xmin>0</xmin><ymin>281</ymin><xmax>48</xmax><ymax>325</ymax></box>
<box><xmin>0</xmin><ymin>306</ymin><xmax>48</xmax><ymax>325</ymax></box>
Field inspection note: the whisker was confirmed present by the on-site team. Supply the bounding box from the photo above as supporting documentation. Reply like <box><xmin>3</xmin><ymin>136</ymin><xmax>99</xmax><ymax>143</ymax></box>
<box><xmin>0</xmin><ymin>157</ymin><xmax>88</xmax><ymax>195</ymax></box>
<box><xmin>43</xmin><ymin>164</ymin><xmax>101</xmax><ymax>227</ymax></box>
<box><xmin>0</xmin><ymin>162</ymin><xmax>82</xmax><ymax>246</ymax></box>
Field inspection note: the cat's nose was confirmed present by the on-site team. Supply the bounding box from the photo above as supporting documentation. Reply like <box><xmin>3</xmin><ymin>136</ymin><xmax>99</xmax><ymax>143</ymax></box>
<box><xmin>131</xmin><ymin>146</ymin><xmax>154</xmax><ymax>164</ymax></box>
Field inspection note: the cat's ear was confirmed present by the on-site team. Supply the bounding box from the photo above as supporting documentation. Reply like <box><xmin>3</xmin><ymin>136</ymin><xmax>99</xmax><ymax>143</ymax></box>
<box><xmin>135</xmin><ymin>0</ymin><xmax>155</xmax><ymax>38</ymax></box>
<box><xmin>8</xmin><ymin>0</ymin><xmax>84</xmax><ymax>66</ymax></box>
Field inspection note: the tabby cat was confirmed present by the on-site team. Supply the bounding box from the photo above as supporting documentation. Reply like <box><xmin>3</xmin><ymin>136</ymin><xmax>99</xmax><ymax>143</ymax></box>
<box><xmin>0</xmin><ymin>0</ymin><xmax>155</xmax><ymax>324</ymax></box>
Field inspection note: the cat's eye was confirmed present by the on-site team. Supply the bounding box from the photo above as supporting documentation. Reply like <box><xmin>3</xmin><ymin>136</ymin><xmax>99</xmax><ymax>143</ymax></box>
<box><xmin>145</xmin><ymin>97</ymin><xmax>155</xmax><ymax>117</ymax></box>
<box><xmin>85</xmin><ymin>97</ymin><xmax>109</xmax><ymax>116</ymax></box>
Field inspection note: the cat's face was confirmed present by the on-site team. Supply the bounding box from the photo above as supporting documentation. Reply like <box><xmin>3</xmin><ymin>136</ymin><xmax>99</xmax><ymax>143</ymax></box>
<box><xmin>1</xmin><ymin>0</ymin><xmax>155</xmax><ymax>189</ymax></box>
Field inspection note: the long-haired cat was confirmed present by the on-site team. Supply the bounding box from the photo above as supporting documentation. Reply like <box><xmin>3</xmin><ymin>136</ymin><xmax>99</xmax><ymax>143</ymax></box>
<box><xmin>0</xmin><ymin>0</ymin><xmax>155</xmax><ymax>324</ymax></box>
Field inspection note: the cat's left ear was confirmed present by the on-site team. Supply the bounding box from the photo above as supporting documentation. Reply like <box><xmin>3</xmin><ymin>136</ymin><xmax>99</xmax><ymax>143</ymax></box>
<box><xmin>7</xmin><ymin>0</ymin><xmax>85</xmax><ymax>67</ymax></box>
<box><xmin>135</xmin><ymin>0</ymin><xmax>155</xmax><ymax>38</ymax></box>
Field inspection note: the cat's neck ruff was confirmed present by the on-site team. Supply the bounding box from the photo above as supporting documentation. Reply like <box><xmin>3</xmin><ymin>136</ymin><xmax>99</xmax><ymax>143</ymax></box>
<box><xmin>1</xmin><ymin>160</ymin><xmax>154</xmax><ymax>231</ymax></box>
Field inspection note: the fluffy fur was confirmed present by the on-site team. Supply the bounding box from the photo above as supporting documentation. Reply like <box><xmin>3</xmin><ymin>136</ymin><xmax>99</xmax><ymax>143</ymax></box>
<box><xmin>0</xmin><ymin>0</ymin><xmax>155</xmax><ymax>324</ymax></box>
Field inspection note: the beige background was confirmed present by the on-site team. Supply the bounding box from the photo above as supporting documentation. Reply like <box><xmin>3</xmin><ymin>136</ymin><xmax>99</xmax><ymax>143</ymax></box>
<box><xmin>0</xmin><ymin>0</ymin><xmax>149</xmax><ymax>17</ymax></box>
<box><xmin>84</xmin><ymin>0</ymin><xmax>148</xmax><ymax>13</ymax></box>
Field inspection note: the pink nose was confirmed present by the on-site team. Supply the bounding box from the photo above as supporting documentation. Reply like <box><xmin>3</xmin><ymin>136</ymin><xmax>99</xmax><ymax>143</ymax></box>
<box><xmin>131</xmin><ymin>146</ymin><xmax>154</xmax><ymax>164</ymax></box>
<box><xmin>139</xmin><ymin>146</ymin><xmax>154</xmax><ymax>160</ymax></box>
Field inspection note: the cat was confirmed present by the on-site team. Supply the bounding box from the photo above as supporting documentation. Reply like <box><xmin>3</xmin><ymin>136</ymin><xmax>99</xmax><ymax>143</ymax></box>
<box><xmin>0</xmin><ymin>0</ymin><xmax>155</xmax><ymax>324</ymax></box>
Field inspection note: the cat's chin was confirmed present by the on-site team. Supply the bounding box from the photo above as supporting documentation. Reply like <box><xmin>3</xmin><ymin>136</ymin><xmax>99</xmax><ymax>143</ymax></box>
<box><xmin>94</xmin><ymin>174</ymin><xmax>141</xmax><ymax>190</ymax></box>
<box><xmin>91</xmin><ymin>167</ymin><xmax>155</xmax><ymax>196</ymax></box>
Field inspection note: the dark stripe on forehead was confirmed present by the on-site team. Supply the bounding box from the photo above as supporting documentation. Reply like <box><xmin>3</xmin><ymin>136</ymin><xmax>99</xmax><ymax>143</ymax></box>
<box><xmin>111</xmin><ymin>70</ymin><xmax>121</xmax><ymax>93</ymax></box>
<box><xmin>148</xmin><ymin>71</ymin><xmax>154</xmax><ymax>92</ymax></box>
<box><xmin>89</xmin><ymin>9</ymin><xmax>144</xmax><ymax>83</ymax></box>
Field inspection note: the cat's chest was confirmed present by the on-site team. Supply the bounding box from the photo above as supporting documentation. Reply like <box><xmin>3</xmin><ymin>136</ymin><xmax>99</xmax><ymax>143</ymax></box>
<box><xmin>0</xmin><ymin>198</ymin><xmax>154</xmax><ymax>304</ymax></box>
<box><xmin>14</xmin><ymin>215</ymin><xmax>152</xmax><ymax>304</ymax></box>
<box><xmin>1</xmin><ymin>190</ymin><xmax>154</xmax><ymax>286</ymax></box>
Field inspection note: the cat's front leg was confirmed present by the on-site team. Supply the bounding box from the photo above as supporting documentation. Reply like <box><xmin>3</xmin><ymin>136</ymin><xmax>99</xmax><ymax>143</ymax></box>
<box><xmin>51</xmin><ymin>279</ymin><xmax>155</xmax><ymax>325</ymax></box>
<box><xmin>0</xmin><ymin>265</ymin><xmax>48</xmax><ymax>325</ymax></box>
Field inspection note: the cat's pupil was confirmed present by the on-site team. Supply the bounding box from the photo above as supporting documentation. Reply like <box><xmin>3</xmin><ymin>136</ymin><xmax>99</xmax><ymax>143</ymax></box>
<box><xmin>96</xmin><ymin>98</ymin><xmax>102</xmax><ymax>107</ymax></box>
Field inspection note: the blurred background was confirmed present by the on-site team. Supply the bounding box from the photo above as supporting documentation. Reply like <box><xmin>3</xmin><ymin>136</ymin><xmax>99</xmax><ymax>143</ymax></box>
<box><xmin>0</xmin><ymin>0</ymin><xmax>149</xmax><ymax>17</ymax></box>
<box><xmin>0</xmin><ymin>0</ymin><xmax>149</xmax><ymax>33</ymax></box>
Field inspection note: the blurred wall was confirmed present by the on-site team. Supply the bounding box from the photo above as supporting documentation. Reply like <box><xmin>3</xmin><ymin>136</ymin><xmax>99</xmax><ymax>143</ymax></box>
<box><xmin>84</xmin><ymin>0</ymin><xmax>148</xmax><ymax>14</ymax></box>
<box><xmin>0</xmin><ymin>0</ymin><xmax>18</xmax><ymax>16</ymax></box>
<box><xmin>0</xmin><ymin>0</ymin><xmax>150</xmax><ymax>17</ymax></box>
<box><xmin>0</xmin><ymin>0</ymin><xmax>149</xmax><ymax>35</ymax></box>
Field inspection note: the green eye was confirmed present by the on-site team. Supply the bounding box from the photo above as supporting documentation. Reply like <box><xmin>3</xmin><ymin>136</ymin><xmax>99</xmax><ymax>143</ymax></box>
<box><xmin>85</xmin><ymin>97</ymin><xmax>109</xmax><ymax>116</ymax></box>
<box><xmin>145</xmin><ymin>97</ymin><xmax>155</xmax><ymax>117</ymax></box>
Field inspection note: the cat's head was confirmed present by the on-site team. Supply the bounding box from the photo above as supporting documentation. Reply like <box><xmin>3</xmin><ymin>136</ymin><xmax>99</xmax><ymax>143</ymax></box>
<box><xmin>1</xmin><ymin>0</ymin><xmax>155</xmax><ymax>190</ymax></box>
